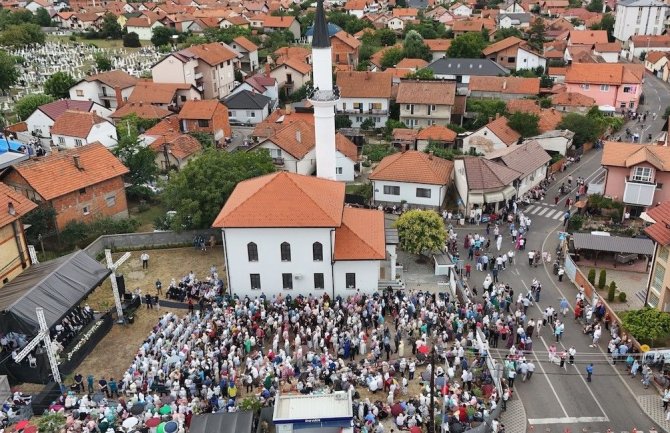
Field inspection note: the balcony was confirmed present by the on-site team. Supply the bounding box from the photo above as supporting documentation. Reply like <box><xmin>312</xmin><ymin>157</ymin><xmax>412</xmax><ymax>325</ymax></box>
<box><xmin>337</xmin><ymin>108</ymin><xmax>388</xmax><ymax>115</ymax></box>
<box><xmin>98</xmin><ymin>93</ymin><xmax>115</xmax><ymax>100</ymax></box>
<box><xmin>194</xmin><ymin>72</ymin><xmax>203</xmax><ymax>80</ymax></box>
<box><xmin>623</xmin><ymin>179</ymin><xmax>657</xmax><ymax>206</ymax></box>
<box><xmin>272</xmin><ymin>157</ymin><xmax>285</xmax><ymax>166</ymax></box>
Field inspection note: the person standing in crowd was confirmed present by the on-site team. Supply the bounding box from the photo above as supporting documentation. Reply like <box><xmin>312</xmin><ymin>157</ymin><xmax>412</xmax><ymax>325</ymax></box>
<box><xmin>586</xmin><ymin>363</ymin><xmax>593</xmax><ymax>382</ymax></box>
<box><xmin>141</xmin><ymin>252</ymin><xmax>150</xmax><ymax>269</ymax></box>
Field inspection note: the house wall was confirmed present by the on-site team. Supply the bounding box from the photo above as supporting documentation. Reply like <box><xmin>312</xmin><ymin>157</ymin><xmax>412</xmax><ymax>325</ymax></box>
<box><xmin>517</xmin><ymin>164</ymin><xmax>548</xmax><ymax>196</ymax></box>
<box><xmin>228</xmin><ymin>106</ymin><xmax>269</xmax><ymax>124</ymax></box>
<box><xmin>255</xmin><ymin>141</ymin><xmax>315</xmax><ymax>175</ymax></box>
<box><xmin>223</xmin><ymin>227</ymin><xmax>336</xmax><ymax>296</ymax></box>
<box><xmin>485</xmin><ymin>45</ymin><xmax>519</xmax><ymax>70</ymax></box>
<box><xmin>333</xmin><ymin>260</ymin><xmax>380</xmax><ymax>294</ymax></box>
<box><xmin>517</xmin><ymin>49</ymin><xmax>547</xmax><ymax>70</ymax></box>
<box><xmin>614</xmin><ymin>4</ymin><xmax>667</xmax><ymax>42</ymax></box>
<box><xmin>269</xmin><ymin>65</ymin><xmax>310</xmax><ymax>94</ymax></box>
<box><xmin>371</xmin><ymin>179</ymin><xmax>447</xmax><ymax>208</ymax></box>
<box><xmin>337</xmin><ymin>97</ymin><xmax>389</xmax><ymax>127</ymax></box>
<box><xmin>594</xmin><ymin>51</ymin><xmax>619</xmax><ymax>63</ymax></box>
<box><xmin>564</xmin><ymin>82</ymin><xmax>628</xmax><ymax>110</ymax></box>
<box><xmin>628</xmin><ymin>44</ymin><xmax>670</xmax><ymax>61</ymax></box>
<box><xmin>453</xmin><ymin>159</ymin><xmax>469</xmax><ymax>207</ymax></box>
<box><xmin>0</xmin><ymin>222</ymin><xmax>30</xmax><ymax>288</ymax></box>
<box><xmin>25</xmin><ymin>110</ymin><xmax>54</xmax><ymax>140</ymax></box>
<box><xmin>399</xmin><ymin>103</ymin><xmax>452</xmax><ymax>129</ymax></box>
<box><xmin>70</xmin><ymin>81</ymin><xmax>100</xmax><ymax>104</ymax></box>
<box><xmin>331</xmin><ymin>38</ymin><xmax>358</xmax><ymax>68</ymax></box>
<box><xmin>469</xmin><ymin>90</ymin><xmax>535</xmax><ymax>100</ymax></box>
<box><xmin>461</xmin><ymin>126</ymin><xmax>509</xmax><ymax>154</ymax></box>
<box><xmin>604</xmin><ymin>164</ymin><xmax>670</xmax><ymax>205</ymax></box>
<box><xmin>335</xmin><ymin>150</ymin><xmax>355</xmax><ymax>182</ymax></box>
<box><xmin>647</xmin><ymin>244</ymin><xmax>670</xmax><ymax>311</ymax></box>
<box><xmin>430</xmin><ymin>50</ymin><xmax>448</xmax><ymax>61</ymax></box>
<box><xmin>127</xmin><ymin>24</ymin><xmax>153</xmax><ymax>40</ymax></box>
<box><xmin>388</xmin><ymin>18</ymin><xmax>404</xmax><ymax>30</ymax></box>
<box><xmin>531</xmin><ymin>136</ymin><xmax>572</xmax><ymax>155</ymax></box>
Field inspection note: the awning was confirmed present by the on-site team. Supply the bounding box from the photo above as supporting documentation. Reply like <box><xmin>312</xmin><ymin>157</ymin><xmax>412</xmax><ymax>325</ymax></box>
<box><xmin>599</xmin><ymin>105</ymin><xmax>616</xmax><ymax>112</ymax></box>
<box><xmin>484</xmin><ymin>191</ymin><xmax>505</xmax><ymax>203</ymax></box>
<box><xmin>624</xmin><ymin>181</ymin><xmax>656</xmax><ymax>207</ymax></box>
<box><xmin>0</xmin><ymin>250</ymin><xmax>110</xmax><ymax>335</ymax></box>
<box><xmin>572</xmin><ymin>232</ymin><xmax>654</xmax><ymax>255</ymax></box>
<box><xmin>469</xmin><ymin>193</ymin><xmax>484</xmax><ymax>205</ymax></box>
<box><xmin>190</xmin><ymin>412</ymin><xmax>254</xmax><ymax>433</ymax></box>
<box><xmin>502</xmin><ymin>185</ymin><xmax>517</xmax><ymax>200</ymax></box>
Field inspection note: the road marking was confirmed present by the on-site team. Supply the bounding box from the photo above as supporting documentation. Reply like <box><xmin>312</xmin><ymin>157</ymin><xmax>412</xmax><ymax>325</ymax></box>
<box><xmin>526</xmin><ymin>205</ymin><xmax>537</xmax><ymax>213</ymax></box>
<box><xmin>545</xmin><ymin>210</ymin><xmax>558</xmax><ymax>219</ymax></box>
<box><xmin>531</xmin><ymin>206</ymin><xmax>542</xmax><ymax>215</ymax></box>
<box><xmin>538</xmin><ymin>207</ymin><xmax>549</xmax><ymax>216</ymax></box>
<box><xmin>554</xmin><ymin>212</ymin><xmax>564</xmax><ymax>220</ymax></box>
<box><xmin>527</xmin><ymin>417</ymin><xmax>609</xmax><ymax>425</ymax></box>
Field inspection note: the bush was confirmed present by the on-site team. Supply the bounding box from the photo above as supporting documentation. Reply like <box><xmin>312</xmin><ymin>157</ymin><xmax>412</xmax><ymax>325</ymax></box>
<box><xmin>598</xmin><ymin>269</ymin><xmax>607</xmax><ymax>290</ymax></box>
<box><xmin>587</xmin><ymin>268</ymin><xmax>596</xmax><ymax>285</ymax></box>
<box><xmin>618</xmin><ymin>291</ymin><xmax>627</xmax><ymax>303</ymax></box>
<box><xmin>123</xmin><ymin>32</ymin><xmax>141</xmax><ymax>48</ymax></box>
<box><xmin>60</xmin><ymin>217</ymin><xmax>140</xmax><ymax>249</ymax></box>
<box><xmin>567</xmin><ymin>214</ymin><xmax>584</xmax><ymax>231</ymax></box>
<box><xmin>362</xmin><ymin>143</ymin><xmax>397</xmax><ymax>162</ymax></box>
<box><xmin>607</xmin><ymin>281</ymin><xmax>616</xmax><ymax>302</ymax></box>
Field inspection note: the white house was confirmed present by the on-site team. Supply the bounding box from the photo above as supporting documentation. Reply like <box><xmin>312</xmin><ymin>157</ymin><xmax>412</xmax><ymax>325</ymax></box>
<box><xmin>387</xmin><ymin>17</ymin><xmax>405</xmax><ymax>31</ymax></box>
<box><xmin>484</xmin><ymin>141</ymin><xmax>551</xmax><ymax>196</ymax></box>
<box><xmin>69</xmin><ymin>70</ymin><xmax>138</xmax><ymax>111</ymax></box>
<box><xmin>125</xmin><ymin>16</ymin><xmax>163</xmax><ymax>40</ymax></box>
<box><xmin>50</xmin><ymin>110</ymin><xmax>118</xmax><ymax>149</ymax></box>
<box><xmin>25</xmin><ymin>99</ymin><xmax>112</xmax><ymax>147</ymax></box>
<box><xmin>461</xmin><ymin>115</ymin><xmax>521</xmax><ymax>155</ymax></box>
<box><xmin>517</xmin><ymin>45</ymin><xmax>547</xmax><ymax>70</ymax></box>
<box><xmin>613</xmin><ymin>0</ymin><xmax>668</xmax><ymax>42</ymax></box>
<box><xmin>524</xmin><ymin>130</ymin><xmax>575</xmax><ymax>155</ymax></box>
<box><xmin>335</xmin><ymin>71</ymin><xmax>393</xmax><ymax>128</ymax></box>
<box><xmin>230</xmin><ymin>73</ymin><xmax>279</xmax><ymax>108</ymax></box>
<box><xmin>450</xmin><ymin>2</ymin><xmax>472</xmax><ymax>16</ymax></box>
<box><xmin>250</xmin><ymin>120</ymin><xmax>358</xmax><ymax>182</ymax></box>
<box><xmin>454</xmin><ymin>157</ymin><xmax>521</xmax><ymax>213</ymax></box>
<box><xmin>222</xmin><ymin>89</ymin><xmax>272</xmax><ymax>125</ymax></box>
<box><xmin>230</xmin><ymin>36</ymin><xmax>260</xmax><ymax>71</ymax></box>
<box><xmin>212</xmin><ymin>171</ymin><xmax>388</xmax><ymax>296</ymax></box>
<box><xmin>369</xmin><ymin>150</ymin><xmax>454</xmax><ymax>209</ymax></box>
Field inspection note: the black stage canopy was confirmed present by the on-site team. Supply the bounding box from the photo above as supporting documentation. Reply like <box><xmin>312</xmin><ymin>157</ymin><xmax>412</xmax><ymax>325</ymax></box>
<box><xmin>0</xmin><ymin>250</ymin><xmax>110</xmax><ymax>335</ymax></box>
<box><xmin>190</xmin><ymin>411</ymin><xmax>254</xmax><ymax>433</ymax></box>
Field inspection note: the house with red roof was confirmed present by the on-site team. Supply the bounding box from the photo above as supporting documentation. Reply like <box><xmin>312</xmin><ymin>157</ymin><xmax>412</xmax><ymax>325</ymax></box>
<box><xmin>212</xmin><ymin>171</ymin><xmax>390</xmax><ymax>295</ymax></box>
<box><xmin>230</xmin><ymin>36</ymin><xmax>260</xmax><ymax>71</ymax></box>
<box><xmin>2</xmin><ymin>144</ymin><xmax>129</xmax><ymax>231</ymax></box>
<box><xmin>564</xmin><ymin>63</ymin><xmax>644</xmax><ymax>111</ymax></box>
<box><xmin>370</xmin><ymin>150</ymin><xmax>454</xmax><ymax>209</ymax></box>
<box><xmin>25</xmin><ymin>99</ymin><xmax>112</xmax><ymax>147</ymax></box>
<box><xmin>51</xmin><ymin>110</ymin><xmax>118</xmax><ymax>149</ymax></box>
<box><xmin>0</xmin><ymin>182</ymin><xmax>37</xmax><ymax>287</ymax></box>
<box><xmin>643</xmin><ymin>201</ymin><xmax>670</xmax><ymax>310</ymax></box>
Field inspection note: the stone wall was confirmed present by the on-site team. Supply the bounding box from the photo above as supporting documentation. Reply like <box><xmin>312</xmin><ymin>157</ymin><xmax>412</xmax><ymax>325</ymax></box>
<box><xmin>84</xmin><ymin>229</ymin><xmax>221</xmax><ymax>259</ymax></box>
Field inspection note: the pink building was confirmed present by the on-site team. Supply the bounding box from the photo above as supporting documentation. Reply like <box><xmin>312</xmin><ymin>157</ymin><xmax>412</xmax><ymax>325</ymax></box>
<box><xmin>565</xmin><ymin>63</ymin><xmax>645</xmax><ymax>112</ymax></box>
<box><xmin>601</xmin><ymin>141</ymin><xmax>670</xmax><ymax>216</ymax></box>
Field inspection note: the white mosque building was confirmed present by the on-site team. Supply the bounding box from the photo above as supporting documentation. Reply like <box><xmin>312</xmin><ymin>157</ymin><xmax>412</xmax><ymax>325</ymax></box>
<box><xmin>213</xmin><ymin>1</ymin><xmax>394</xmax><ymax>297</ymax></box>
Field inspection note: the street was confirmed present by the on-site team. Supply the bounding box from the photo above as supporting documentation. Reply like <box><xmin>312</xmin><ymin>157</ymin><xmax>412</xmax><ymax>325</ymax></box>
<box><xmin>614</xmin><ymin>72</ymin><xmax>670</xmax><ymax>142</ymax></box>
<box><xmin>452</xmin><ymin>148</ymin><xmax>664</xmax><ymax>433</ymax></box>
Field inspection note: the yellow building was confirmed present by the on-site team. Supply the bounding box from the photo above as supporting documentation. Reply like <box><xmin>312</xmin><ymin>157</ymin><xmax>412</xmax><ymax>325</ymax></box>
<box><xmin>0</xmin><ymin>182</ymin><xmax>37</xmax><ymax>288</ymax></box>
<box><xmin>644</xmin><ymin>202</ymin><xmax>670</xmax><ymax>310</ymax></box>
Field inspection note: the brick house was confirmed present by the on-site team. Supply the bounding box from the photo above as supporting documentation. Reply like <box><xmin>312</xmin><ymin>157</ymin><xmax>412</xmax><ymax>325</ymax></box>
<box><xmin>1</xmin><ymin>144</ymin><xmax>129</xmax><ymax>231</ymax></box>
<box><xmin>177</xmin><ymin>100</ymin><xmax>232</xmax><ymax>143</ymax></box>
<box><xmin>331</xmin><ymin>31</ymin><xmax>360</xmax><ymax>69</ymax></box>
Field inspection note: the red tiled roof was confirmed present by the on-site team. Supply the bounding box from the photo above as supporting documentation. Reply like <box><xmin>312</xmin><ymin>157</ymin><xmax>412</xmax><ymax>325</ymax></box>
<box><xmin>110</xmin><ymin>102</ymin><xmax>172</xmax><ymax>120</ymax></box>
<box><xmin>233</xmin><ymin>35</ymin><xmax>258</xmax><ymax>52</ymax></box>
<box><xmin>12</xmin><ymin>143</ymin><xmax>128</xmax><ymax>200</ymax></box>
<box><xmin>416</xmin><ymin>125</ymin><xmax>457</xmax><ymax>142</ymax></box>
<box><xmin>212</xmin><ymin>171</ymin><xmax>345</xmax><ymax>228</ymax></box>
<box><xmin>0</xmin><ymin>182</ymin><xmax>37</xmax><ymax>228</ymax></box>
<box><xmin>565</xmin><ymin>63</ymin><xmax>644</xmax><ymax>85</ymax></box>
<box><xmin>645</xmin><ymin>201</ymin><xmax>670</xmax><ymax>245</ymax></box>
<box><xmin>485</xmin><ymin>116</ymin><xmax>521</xmax><ymax>146</ymax></box>
<box><xmin>178</xmin><ymin>100</ymin><xmax>225</xmax><ymax>120</ymax></box>
<box><xmin>462</xmin><ymin>156</ymin><xmax>521</xmax><ymax>191</ymax></box>
<box><xmin>180</xmin><ymin>42</ymin><xmax>238</xmax><ymax>66</ymax></box>
<box><xmin>128</xmin><ymin>81</ymin><xmax>193</xmax><ymax>104</ymax></box>
<box><xmin>84</xmin><ymin>70</ymin><xmax>138</xmax><ymax>89</ymax></box>
<box><xmin>568</xmin><ymin>30</ymin><xmax>607</xmax><ymax>45</ymax></box>
<box><xmin>469</xmin><ymin>76</ymin><xmax>540</xmax><ymax>95</ymax></box>
<box><xmin>38</xmin><ymin>99</ymin><xmax>95</xmax><ymax>121</ymax></box>
<box><xmin>336</xmin><ymin>71</ymin><xmax>393</xmax><ymax>98</ymax></box>
<box><xmin>334</xmin><ymin>206</ymin><xmax>385</xmax><ymax>260</ymax></box>
<box><xmin>148</xmin><ymin>133</ymin><xmax>202</xmax><ymax>160</ymax></box>
<box><xmin>369</xmin><ymin>150</ymin><xmax>453</xmax><ymax>185</ymax></box>
<box><xmin>601</xmin><ymin>141</ymin><xmax>670</xmax><ymax>171</ymax></box>
<box><xmin>482</xmin><ymin>36</ymin><xmax>523</xmax><ymax>56</ymax></box>
<box><xmin>50</xmin><ymin>110</ymin><xmax>109</xmax><ymax>138</ymax></box>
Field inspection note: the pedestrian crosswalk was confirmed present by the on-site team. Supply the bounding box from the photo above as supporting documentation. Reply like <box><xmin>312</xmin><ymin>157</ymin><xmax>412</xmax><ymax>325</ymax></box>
<box><xmin>524</xmin><ymin>204</ymin><xmax>566</xmax><ymax>220</ymax></box>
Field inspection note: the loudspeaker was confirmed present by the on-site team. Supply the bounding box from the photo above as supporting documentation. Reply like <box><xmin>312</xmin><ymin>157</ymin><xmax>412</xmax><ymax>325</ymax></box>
<box><xmin>116</xmin><ymin>274</ymin><xmax>126</xmax><ymax>297</ymax></box>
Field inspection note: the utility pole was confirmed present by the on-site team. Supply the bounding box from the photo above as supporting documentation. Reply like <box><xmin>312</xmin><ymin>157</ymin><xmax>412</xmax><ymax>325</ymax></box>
<box><xmin>429</xmin><ymin>346</ymin><xmax>436</xmax><ymax>433</ymax></box>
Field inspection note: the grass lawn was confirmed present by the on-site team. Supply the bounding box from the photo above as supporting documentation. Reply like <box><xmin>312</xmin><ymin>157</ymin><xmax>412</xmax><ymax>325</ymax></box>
<box><xmin>129</xmin><ymin>200</ymin><xmax>166</xmax><ymax>232</ymax></box>
<box><xmin>46</xmin><ymin>34</ymin><xmax>145</xmax><ymax>50</ymax></box>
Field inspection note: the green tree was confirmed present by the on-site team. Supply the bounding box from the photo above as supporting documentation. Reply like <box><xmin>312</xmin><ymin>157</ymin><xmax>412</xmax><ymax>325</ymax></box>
<box><xmin>424</xmin><ymin>141</ymin><xmax>463</xmax><ymax>160</ymax></box>
<box><xmin>151</xmin><ymin>26</ymin><xmax>178</xmax><ymax>47</ymax></box>
<box><xmin>405</xmin><ymin>68</ymin><xmax>434</xmax><ymax>80</ymax></box>
<box><xmin>622</xmin><ymin>308</ymin><xmax>670</xmax><ymax>345</ymax></box>
<box><xmin>95</xmin><ymin>53</ymin><xmax>112</xmax><ymax>71</ymax></box>
<box><xmin>528</xmin><ymin>17</ymin><xmax>546</xmax><ymax>51</ymax></box>
<box><xmin>447</xmin><ymin>32</ymin><xmax>488</xmax><ymax>58</ymax></box>
<box><xmin>37</xmin><ymin>412</ymin><xmax>66</xmax><ymax>433</ymax></box>
<box><xmin>380</xmin><ymin>47</ymin><xmax>405</xmax><ymax>69</ymax></box>
<box><xmin>587</xmin><ymin>268</ymin><xmax>596</xmax><ymax>285</ymax></box>
<box><xmin>35</xmin><ymin>7</ymin><xmax>52</xmax><ymax>26</ymax></box>
<box><xmin>100</xmin><ymin>12</ymin><xmax>123</xmax><ymax>39</ymax></box>
<box><xmin>586</xmin><ymin>0</ymin><xmax>603</xmax><ymax>12</ymax></box>
<box><xmin>189</xmin><ymin>131</ymin><xmax>215</xmax><ymax>149</ymax></box>
<box><xmin>465</xmin><ymin>99</ymin><xmax>507</xmax><ymax>129</ymax></box>
<box><xmin>123</xmin><ymin>31</ymin><xmax>141</xmax><ymax>47</ymax></box>
<box><xmin>44</xmin><ymin>71</ymin><xmax>76</xmax><ymax>99</ymax></box>
<box><xmin>507</xmin><ymin>111</ymin><xmax>540</xmax><ymax>137</ymax></box>
<box><xmin>359</xmin><ymin>44</ymin><xmax>377</xmax><ymax>62</ymax></box>
<box><xmin>395</xmin><ymin>209</ymin><xmax>446</xmax><ymax>257</ymax></box>
<box><xmin>113</xmin><ymin>136</ymin><xmax>159</xmax><ymax>186</ymax></box>
<box><xmin>663</xmin><ymin>106</ymin><xmax>670</xmax><ymax>119</ymax></box>
<box><xmin>598</xmin><ymin>268</ymin><xmax>607</xmax><ymax>289</ymax></box>
<box><xmin>494</xmin><ymin>27</ymin><xmax>523</xmax><ymax>41</ymax></box>
<box><xmin>14</xmin><ymin>93</ymin><xmax>54</xmax><ymax>120</ymax></box>
<box><xmin>335</xmin><ymin>114</ymin><xmax>352</xmax><ymax>129</ymax></box>
<box><xmin>164</xmin><ymin>149</ymin><xmax>275</xmax><ymax>230</ymax></box>
<box><xmin>377</xmin><ymin>28</ymin><xmax>397</xmax><ymax>46</ymax></box>
<box><xmin>558</xmin><ymin>112</ymin><xmax>603</xmax><ymax>147</ymax></box>
<box><xmin>403</xmin><ymin>30</ymin><xmax>431</xmax><ymax>61</ymax></box>
<box><xmin>203</xmin><ymin>26</ymin><xmax>252</xmax><ymax>44</ymax></box>
<box><xmin>362</xmin><ymin>142</ymin><xmax>397</xmax><ymax>162</ymax></box>
<box><xmin>360</xmin><ymin>117</ymin><xmax>375</xmax><ymax>130</ymax></box>
<box><xmin>0</xmin><ymin>23</ymin><xmax>44</xmax><ymax>46</ymax></box>
<box><xmin>21</xmin><ymin>205</ymin><xmax>57</xmax><ymax>243</ymax></box>
<box><xmin>607</xmin><ymin>281</ymin><xmax>616</xmax><ymax>302</ymax></box>
<box><xmin>0</xmin><ymin>49</ymin><xmax>19</xmax><ymax>92</ymax></box>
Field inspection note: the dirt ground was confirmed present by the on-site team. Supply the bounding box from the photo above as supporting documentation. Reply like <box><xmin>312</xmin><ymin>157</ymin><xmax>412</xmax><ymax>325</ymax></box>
<box><xmin>24</xmin><ymin>247</ymin><xmax>225</xmax><ymax>389</ymax></box>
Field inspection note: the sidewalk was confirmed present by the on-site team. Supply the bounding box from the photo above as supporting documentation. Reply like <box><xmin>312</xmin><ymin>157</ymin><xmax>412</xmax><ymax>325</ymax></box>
<box><xmin>500</xmin><ymin>399</ymin><xmax>528</xmax><ymax>433</ymax></box>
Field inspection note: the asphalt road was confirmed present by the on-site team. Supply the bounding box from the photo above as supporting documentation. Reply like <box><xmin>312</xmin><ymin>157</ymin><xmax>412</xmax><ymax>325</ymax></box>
<box><xmin>615</xmin><ymin>72</ymin><xmax>670</xmax><ymax>142</ymax></box>
<box><xmin>453</xmin><ymin>149</ymin><xmax>661</xmax><ymax>433</ymax></box>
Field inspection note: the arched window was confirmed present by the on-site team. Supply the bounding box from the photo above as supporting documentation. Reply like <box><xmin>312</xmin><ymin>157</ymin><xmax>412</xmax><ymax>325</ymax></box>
<box><xmin>247</xmin><ymin>242</ymin><xmax>258</xmax><ymax>262</ymax></box>
<box><xmin>280</xmin><ymin>242</ymin><xmax>291</xmax><ymax>261</ymax></box>
<box><xmin>313</xmin><ymin>242</ymin><xmax>323</xmax><ymax>261</ymax></box>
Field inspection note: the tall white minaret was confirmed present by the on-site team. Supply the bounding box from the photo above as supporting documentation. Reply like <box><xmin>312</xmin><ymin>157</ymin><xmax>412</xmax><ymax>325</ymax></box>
<box><xmin>309</xmin><ymin>0</ymin><xmax>338</xmax><ymax>180</ymax></box>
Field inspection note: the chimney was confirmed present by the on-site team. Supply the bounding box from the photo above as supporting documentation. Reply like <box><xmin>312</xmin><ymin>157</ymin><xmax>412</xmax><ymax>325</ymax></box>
<box><xmin>295</xmin><ymin>129</ymin><xmax>301</xmax><ymax>142</ymax></box>
<box><xmin>285</xmin><ymin>104</ymin><xmax>292</xmax><ymax>114</ymax></box>
<box><xmin>73</xmin><ymin>155</ymin><xmax>81</xmax><ymax>169</ymax></box>
<box><xmin>428</xmin><ymin>151</ymin><xmax>434</xmax><ymax>160</ymax></box>
<box><xmin>114</xmin><ymin>86</ymin><xmax>124</xmax><ymax>109</ymax></box>
<box><xmin>8</xmin><ymin>202</ymin><xmax>15</xmax><ymax>216</ymax></box>
<box><xmin>495</xmin><ymin>112</ymin><xmax>501</xmax><ymax>119</ymax></box>
<box><xmin>502</xmin><ymin>80</ymin><xmax>507</xmax><ymax>90</ymax></box>
<box><xmin>488</xmin><ymin>116</ymin><xmax>493</xmax><ymax>123</ymax></box>
<box><xmin>264</xmin><ymin>62</ymin><xmax>271</xmax><ymax>77</ymax></box>
<box><xmin>366</xmin><ymin>71</ymin><xmax>370</xmax><ymax>80</ymax></box>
